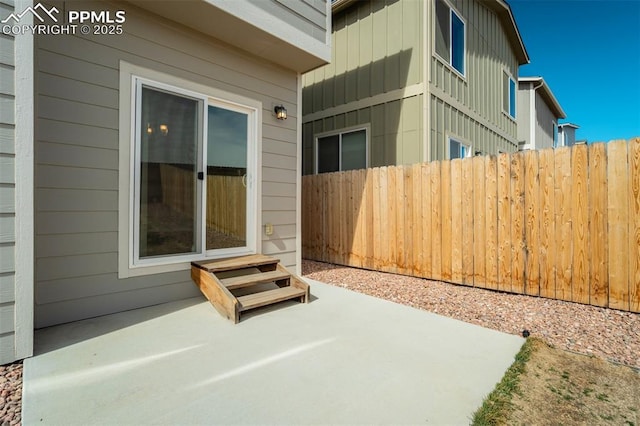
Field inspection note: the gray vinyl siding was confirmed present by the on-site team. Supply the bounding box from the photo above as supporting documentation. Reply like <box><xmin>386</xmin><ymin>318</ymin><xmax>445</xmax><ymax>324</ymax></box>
<box><xmin>251</xmin><ymin>0</ymin><xmax>328</xmax><ymax>43</ymax></box>
<box><xmin>303</xmin><ymin>94</ymin><xmax>424</xmax><ymax>173</ymax></box>
<box><xmin>534</xmin><ymin>91</ymin><xmax>557</xmax><ymax>150</ymax></box>
<box><xmin>303</xmin><ymin>0</ymin><xmax>422</xmax><ymax>114</ymax></box>
<box><xmin>430</xmin><ymin>0</ymin><xmax>519</xmax><ymax>158</ymax></box>
<box><xmin>516</xmin><ymin>84</ymin><xmax>531</xmax><ymax>148</ymax></box>
<box><xmin>0</xmin><ymin>0</ymin><xmax>16</xmax><ymax>364</ymax></box>
<box><xmin>34</xmin><ymin>1</ymin><xmax>300</xmax><ymax>328</ymax></box>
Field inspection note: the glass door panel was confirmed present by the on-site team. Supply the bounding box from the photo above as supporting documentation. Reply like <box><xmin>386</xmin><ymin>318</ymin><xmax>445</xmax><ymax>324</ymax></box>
<box><xmin>206</xmin><ymin>105</ymin><xmax>248</xmax><ymax>250</ymax></box>
<box><xmin>138</xmin><ymin>85</ymin><xmax>199</xmax><ymax>258</ymax></box>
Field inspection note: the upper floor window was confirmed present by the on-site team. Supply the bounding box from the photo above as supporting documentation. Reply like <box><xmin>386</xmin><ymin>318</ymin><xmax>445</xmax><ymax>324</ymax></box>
<box><xmin>435</xmin><ymin>0</ymin><xmax>466</xmax><ymax>76</ymax></box>
<box><xmin>315</xmin><ymin>127</ymin><xmax>368</xmax><ymax>174</ymax></box>
<box><xmin>449</xmin><ymin>137</ymin><xmax>470</xmax><ymax>159</ymax></box>
<box><xmin>503</xmin><ymin>71</ymin><xmax>516</xmax><ymax>118</ymax></box>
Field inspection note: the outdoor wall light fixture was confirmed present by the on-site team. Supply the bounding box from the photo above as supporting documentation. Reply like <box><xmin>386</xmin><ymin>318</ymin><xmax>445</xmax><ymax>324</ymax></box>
<box><xmin>274</xmin><ymin>105</ymin><xmax>287</xmax><ymax>120</ymax></box>
<box><xmin>159</xmin><ymin>124</ymin><xmax>169</xmax><ymax>135</ymax></box>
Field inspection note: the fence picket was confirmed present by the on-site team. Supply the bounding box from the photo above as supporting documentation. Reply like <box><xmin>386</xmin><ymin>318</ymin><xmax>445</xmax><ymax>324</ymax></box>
<box><xmin>431</xmin><ymin>162</ymin><xmax>442</xmax><ymax>281</ymax></box>
<box><xmin>472</xmin><ymin>156</ymin><xmax>486</xmax><ymax>287</ymax></box>
<box><xmin>441</xmin><ymin>161</ymin><xmax>453</xmax><ymax>282</ymax></box>
<box><xmin>630</xmin><ymin>138</ymin><xmax>640</xmax><ymax>312</ymax></box>
<box><xmin>485</xmin><ymin>155</ymin><xmax>499</xmax><ymax>290</ymax></box>
<box><xmin>511</xmin><ymin>152</ymin><xmax>526</xmax><ymax>294</ymax></box>
<box><xmin>608</xmin><ymin>141</ymin><xmax>630</xmax><ymax>310</ymax></box>
<box><xmin>571</xmin><ymin>144</ymin><xmax>589</xmax><ymax>304</ymax></box>
<box><xmin>589</xmin><ymin>143</ymin><xmax>608</xmax><ymax>307</ymax></box>
<box><xmin>555</xmin><ymin>147</ymin><xmax>572</xmax><ymax>301</ymax></box>
<box><xmin>497</xmin><ymin>153</ymin><xmax>512</xmax><ymax>292</ymax></box>
<box><xmin>461</xmin><ymin>158</ymin><xmax>474</xmax><ymax>285</ymax></box>
<box><xmin>451</xmin><ymin>159</ymin><xmax>463</xmax><ymax>283</ymax></box>
<box><xmin>524</xmin><ymin>151</ymin><xmax>540</xmax><ymax>296</ymax></box>
<box><xmin>422</xmin><ymin>163</ymin><xmax>433</xmax><ymax>278</ymax></box>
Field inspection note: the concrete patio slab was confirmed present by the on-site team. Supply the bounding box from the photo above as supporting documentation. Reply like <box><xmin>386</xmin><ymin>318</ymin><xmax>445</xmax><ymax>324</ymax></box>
<box><xmin>23</xmin><ymin>279</ymin><xmax>523</xmax><ymax>425</ymax></box>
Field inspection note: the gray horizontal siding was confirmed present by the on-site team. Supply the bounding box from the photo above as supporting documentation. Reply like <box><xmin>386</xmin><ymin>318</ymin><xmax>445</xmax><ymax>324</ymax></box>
<box><xmin>34</xmin><ymin>0</ymin><xmax>301</xmax><ymax>327</ymax></box>
<box><xmin>0</xmin><ymin>245</ymin><xmax>13</xmax><ymax>274</ymax></box>
<box><xmin>0</xmin><ymin>125</ymin><xmax>14</xmax><ymax>154</ymax></box>
<box><xmin>0</xmin><ymin>273</ymin><xmax>15</xmax><ymax>304</ymax></box>
<box><xmin>253</xmin><ymin>0</ymin><xmax>327</xmax><ymax>43</ymax></box>
<box><xmin>0</xmin><ymin>0</ymin><xmax>15</xmax><ymax>364</ymax></box>
<box><xmin>0</xmin><ymin>304</ymin><xmax>14</xmax><ymax>334</ymax></box>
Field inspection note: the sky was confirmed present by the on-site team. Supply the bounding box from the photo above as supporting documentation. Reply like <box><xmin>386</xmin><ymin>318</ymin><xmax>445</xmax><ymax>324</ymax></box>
<box><xmin>508</xmin><ymin>0</ymin><xmax>640</xmax><ymax>142</ymax></box>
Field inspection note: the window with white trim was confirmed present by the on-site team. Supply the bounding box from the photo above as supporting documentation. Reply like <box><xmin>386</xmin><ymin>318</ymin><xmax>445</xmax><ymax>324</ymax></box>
<box><xmin>315</xmin><ymin>128</ymin><xmax>368</xmax><ymax>174</ymax></box>
<box><xmin>435</xmin><ymin>0</ymin><xmax>466</xmax><ymax>76</ymax></box>
<box><xmin>119</xmin><ymin>63</ymin><xmax>261</xmax><ymax>276</ymax></box>
<box><xmin>503</xmin><ymin>71</ymin><xmax>516</xmax><ymax>118</ymax></box>
<box><xmin>449</xmin><ymin>137</ymin><xmax>470</xmax><ymax>159</ymax></box>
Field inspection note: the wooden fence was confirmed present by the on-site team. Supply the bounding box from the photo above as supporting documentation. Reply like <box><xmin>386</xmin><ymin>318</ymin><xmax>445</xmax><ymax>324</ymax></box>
<box><xmin>158</xmin><ymin>164</ymin><xmax>246</xmax><ymax>240</ymax></box>
<box><xmin>302</xmin><ymin>139</ymin><xmax>640</xmax><ymax>313</ymax></box>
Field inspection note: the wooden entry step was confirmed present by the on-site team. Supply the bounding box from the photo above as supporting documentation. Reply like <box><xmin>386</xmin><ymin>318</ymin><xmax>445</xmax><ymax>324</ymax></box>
<box><xmin>191</xmin><ymin>254</ymin><xmax>310</xmax><ymax>323</ymax></box>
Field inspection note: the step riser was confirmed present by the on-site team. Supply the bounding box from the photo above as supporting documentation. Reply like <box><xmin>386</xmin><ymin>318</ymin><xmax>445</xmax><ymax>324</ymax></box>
<box><xmin>190</xmin><ymin>255</ymin><xmax>309</xmax><ymax>323</ymax></box>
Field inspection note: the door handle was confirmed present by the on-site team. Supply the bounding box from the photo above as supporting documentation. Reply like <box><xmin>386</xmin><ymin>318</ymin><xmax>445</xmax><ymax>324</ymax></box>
<box><xmin>197</xmin><ymin>172</ymin><xmax>204</xmax><ymax>181</ymax></box>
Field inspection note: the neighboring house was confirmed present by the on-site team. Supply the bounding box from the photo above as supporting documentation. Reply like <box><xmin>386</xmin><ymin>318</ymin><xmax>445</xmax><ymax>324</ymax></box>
<box><xmin>0</xmin><ymin>0</ymin><xmax>330</xmax><ymax>364</ymax></box>
<box><xmin>302</xmin><ymin>0</ymin><xmax>529</xmax><ymax>174</ymax></box>
<box><xmin>557</xmin><ymin>123</ymin><xmax>580</xmax><ymax>147</ymax></box>
<box><xmin>516</xmin><ymin>77</ymin><xmax>566</xmax><ymax>150</ymax></box>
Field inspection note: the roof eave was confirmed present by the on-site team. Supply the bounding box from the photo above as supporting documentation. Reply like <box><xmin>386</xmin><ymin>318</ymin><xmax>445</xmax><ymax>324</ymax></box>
<box><xmin>489</xmin><ymin>0</ymin><xmax>530</xmax><ymax>65</ymax></box>
<box><xmin>519</xmin><ymin>77</ymin><xmax>566</xmax><ymax>119</ymax></box>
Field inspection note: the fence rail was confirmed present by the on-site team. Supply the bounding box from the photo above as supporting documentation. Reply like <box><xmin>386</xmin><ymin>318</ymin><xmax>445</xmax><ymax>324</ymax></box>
<box><xmin>302</xmin><ymin>139</ymin><xmax>640</xmax><ymax>313</ymax></box>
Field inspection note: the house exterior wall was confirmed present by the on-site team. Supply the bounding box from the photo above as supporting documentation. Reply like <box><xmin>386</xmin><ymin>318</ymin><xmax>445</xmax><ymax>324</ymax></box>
<box><xmin>0</xmin><ymin>0</ymin><xmax>16</xmax><ymax>363</ymax></box>
<box><xmin>302</xmin><ymin>0</ymin><xmax>523</xmax><ymax>172</ymax></box>
<box><xmin>34</xmin><ymin>1</ymin><xmax>303</xmax><ymax>328</ymax></box>
<box><xmin>430</xmin><ymin>0</ymin><xmax>520</xmax><ymax>158</ymax></box>
<box><xmin>516</xmin><ymin>83</ymin><xmax>531</xmax><ymax>149</ymax></box>
<box><xmin>302</xmin><ymin>0</ymin><xmax>424</xmax><ymax>173</ymax></box>
<box><xmin>559</xmin><ymin>126</ymin><xmax>577</xmax><ymax>147</ymax></box>
<box><xmin>533</xmin><ymin>90</ymin><xmax>557</xmax><ymax>150</ymax></box>
<box><xmin>1</xmin><ymin>0</ymin><xmax>34</xmax><ymax>364</ymax></box>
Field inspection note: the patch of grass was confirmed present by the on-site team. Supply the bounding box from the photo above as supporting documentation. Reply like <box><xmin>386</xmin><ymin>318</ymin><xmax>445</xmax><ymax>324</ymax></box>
<box><xmin>596</xmin><ymin>393</ymin><xmax>610</xmax><ymax>402</ymax></box>
<box><xmin>471</xmin><ymin>338</ymin><xmax>537</xmax><ymax>426</ymax></box>
<box><xmin>583</xmin><ymin>388</ymin><xmax>594</xmax><ymax>396</ymax></box>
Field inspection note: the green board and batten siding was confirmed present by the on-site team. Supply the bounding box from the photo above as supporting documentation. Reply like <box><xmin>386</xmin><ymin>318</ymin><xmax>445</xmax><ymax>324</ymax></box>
<box><xmin>34</xmin><ymin>0</ymin><xmax>304</xmax><ymax>328</ymax></box>
<box><xmin>302</xmin><ymin>0</ymin><xmax>522</xmax><ymax>173</ymax></box>
<box><xmin>302</xmin><ymin>0</ymin><xmax>424</xmax><ymax>173</ymax></box>
<box><xmin>430</xmin><ymin>0</ymin><xmax>519</xmax><ymax>157</ymax></box>
<box><xmin>0</xmin><ymin>0</ymin><xmax>16</xmax><ymax>364</ymax></box>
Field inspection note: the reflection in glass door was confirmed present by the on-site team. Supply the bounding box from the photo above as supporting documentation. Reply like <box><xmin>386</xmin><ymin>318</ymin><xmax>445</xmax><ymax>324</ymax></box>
<box><xmin>206</xmin><ymin>105</ymin><xmax>248</xmax><ymax>251</ymax></box>
<box><xmin>138</xmin><ymin>85</ymin><xmax>199</xmax><ymax>258</ymax></box>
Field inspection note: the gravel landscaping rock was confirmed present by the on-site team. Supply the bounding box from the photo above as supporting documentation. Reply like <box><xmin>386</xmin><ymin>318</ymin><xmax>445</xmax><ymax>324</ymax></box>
<box><xmin>302</xmin><ymin>260</ymin><xmax>640</xmax><ymax>370</ymax></box>
<box><xmin>0</xmin><ymin>362</ymin><xmax>22</xmax><ymax>426</ymax></box>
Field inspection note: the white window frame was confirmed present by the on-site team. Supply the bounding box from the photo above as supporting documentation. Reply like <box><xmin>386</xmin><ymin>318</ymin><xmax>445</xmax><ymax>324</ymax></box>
<box><xmin>118</xmin><ymin>61</ymin><xmax>262</xmax><ymax>278</ymax></box>
<box><xmin>502</xmin><ymin>70</ymin><xmax>516</xmax><ymax>120</ymax></box>
<box><xmin>313</xmin><ymin>125</ymin><xmax>370</xmax><ymax>174</ymax></box>
<box><xmin>447</xmin><ymin>134</ymin><xmax>471</xmax><ymax>160</ymax></box>
<box><xmin>433</xmin><ymin>0</ymin><xmax>467</xmax><ymax>78</ymax></box>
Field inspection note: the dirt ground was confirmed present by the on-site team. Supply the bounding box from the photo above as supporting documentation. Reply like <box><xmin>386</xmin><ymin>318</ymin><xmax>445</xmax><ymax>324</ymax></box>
<box><xmin>507</xmin><ymin>339</ymin><xmax>640</xmax><ymax>425</ymax></box>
